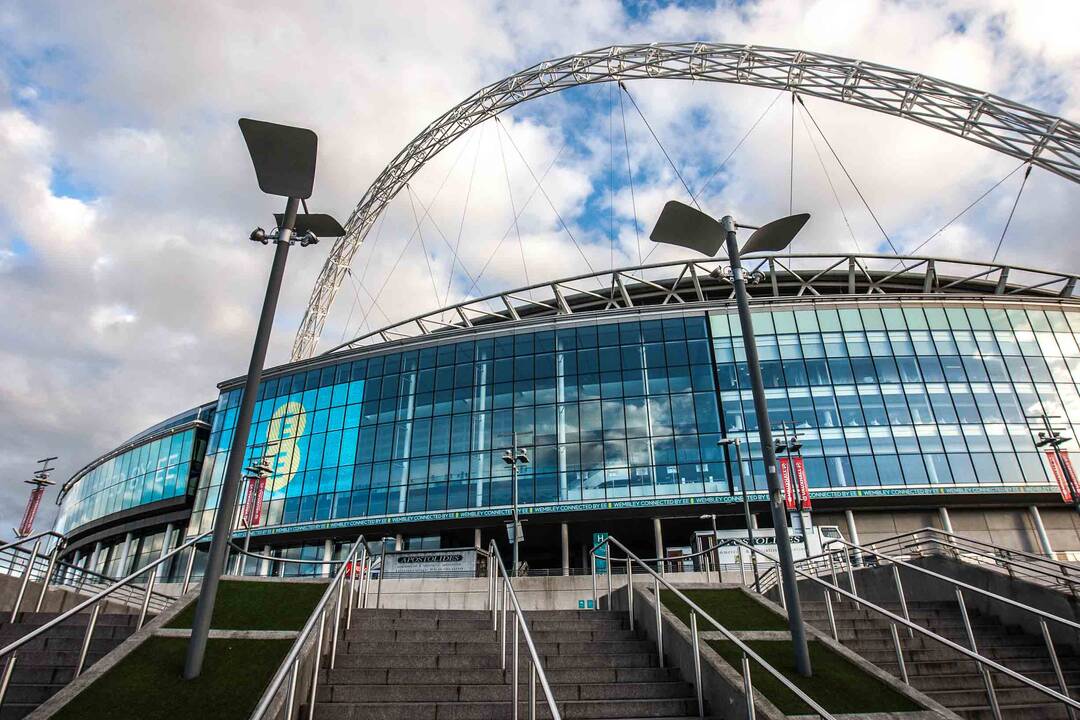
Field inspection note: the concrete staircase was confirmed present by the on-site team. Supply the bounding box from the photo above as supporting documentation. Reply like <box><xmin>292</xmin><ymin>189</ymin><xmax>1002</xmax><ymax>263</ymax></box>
<box><xmin>801</xmin><ymin>598</ymin><xmax>1080</xmax><ymax>719</ymax></box>
<box><xmin>313</xmin><ymin>608</ymin><xmax>705</xmax><ymax>719</ymax></box>
<box><xmin>0</xmin><ymin>611</ymin><xmax>142</xmax><ymax>719</ymax></box>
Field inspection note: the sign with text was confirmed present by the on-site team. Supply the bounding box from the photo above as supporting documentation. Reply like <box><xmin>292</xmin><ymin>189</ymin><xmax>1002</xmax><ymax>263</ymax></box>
<box><xmin>382</xmin><ymin>548</ymin><xmax>478</xmax><ymax>578</ymax></box>
<box><xmin>779</xmin><ymin>457</ymin><xmax>811</xmax><ymax>510</ymax></box>
<box><xmin>1046</xmin><ymin>451</ymin><xmax>1077</xmax><ymax>503</ymax></box>
<box><xmin>593</xmin><ymin>532</ymin><xmax>609</xmax><ymax>575</ymax></box>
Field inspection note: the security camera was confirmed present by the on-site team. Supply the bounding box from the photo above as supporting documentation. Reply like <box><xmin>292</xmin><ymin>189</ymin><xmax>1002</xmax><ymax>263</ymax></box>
<box><xmin>297</xmin><ymin>230</ymin><xmax>319</xmax><ymax>247</ymax></box>
<box><xmin>250</xmin><ymin>227</ymin><xmax>268</xmax><ymax>244</ymax></box>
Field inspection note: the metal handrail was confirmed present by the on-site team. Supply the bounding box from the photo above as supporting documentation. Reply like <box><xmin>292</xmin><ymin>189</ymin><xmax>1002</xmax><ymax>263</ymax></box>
<box><xmin>591</xmin><ymin>535</ymin><xmax>836</xmax><ymax>719</ymax></box>
<box><xmin>249</xmin><ymin>535</ymin><xmax>378</xmax><ymax>720</ymax></box>
<box><xmin>0</xmin><ymin>530</ymin><xmax>212</xmax><ymax>708</ymax></box>
<box><xmin>0</xmin><ymin>542</ymin><xmax>176</xmax><ymax>610</ymax></box>
<box><xmin>485</xmin><ymin>540</ymin><xmax>562</xmax><ymax>720</ymax></box>
<box><xmin>735</xmin><ymin>539</ymin><xmax>1080</xmax><ymax>720</ymax></box>
<box><xmin>861</xmin><ymin>527</ymin><xmax>1080</xmax><ymax>593</ymax></box>
<box><xmin>0</xmin><ymin>531</ymin><xmax>64</xmax><ymax>555</ymax></box>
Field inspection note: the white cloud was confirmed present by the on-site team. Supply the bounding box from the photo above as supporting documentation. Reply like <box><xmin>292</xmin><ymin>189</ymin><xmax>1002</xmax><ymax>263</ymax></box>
<box><xmin>0</xmin><ymin>0</ymin><xmax>1076</xmax><ymax>533</ymax></box>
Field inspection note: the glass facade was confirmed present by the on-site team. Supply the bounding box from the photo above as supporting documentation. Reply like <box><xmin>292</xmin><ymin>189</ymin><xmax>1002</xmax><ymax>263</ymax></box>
<box><xmin>188</xmin><ymin>314</ymin><xmax>726</xmax><ymax>535</ymax></box>
<box><xmin>712</xmin><ymin>304</ymin><xmax>1080</xmax><ymax>493</ymax></box>
<box><xmin>185</xmin><ymin>300</ymin><xmax>1080</xmax><ymax>539</ymax></box>
<box><xmin>56</xmin><ymin>427</ymin><xmax>202</xmax><ymax>535</ymax></box>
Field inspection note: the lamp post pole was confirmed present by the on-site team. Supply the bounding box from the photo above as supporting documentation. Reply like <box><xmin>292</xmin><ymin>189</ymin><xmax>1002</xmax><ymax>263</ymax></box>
<box><xmin>503</xmin><ymin>435</ymin><xmax>528</xmax><ymax>577</ymax></box>
<box><xmin>184</xmin><ymin>198</ymin><xmax>299</xmax><ymax>680</ymax></box>
<box><xmin>721</xmin><ymin>215</ymin><xmax>812</xmax><ymax>677</ymax></box>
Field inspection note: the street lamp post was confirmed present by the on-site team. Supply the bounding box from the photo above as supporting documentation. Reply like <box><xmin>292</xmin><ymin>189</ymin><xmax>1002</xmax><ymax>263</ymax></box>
<box><xmin>650</xmin><ymin>200</ymin><xmax>813</xmax><ymax>677</ymax></box>
<box><xmin>502</xmin><ymin>434</ymin><xmax>529</xmax><ymax>577</ymax></box>
<box><xmin>184</xmin><ymin>119</ymin><xmax>344</xmax><ymax>680</ymax></box>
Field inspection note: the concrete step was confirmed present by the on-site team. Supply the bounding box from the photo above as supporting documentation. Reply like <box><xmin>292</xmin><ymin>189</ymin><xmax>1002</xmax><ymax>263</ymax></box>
<box><xmin>876</xmin><ymin>655</ymin><xmax>1064</xmax><ymax>677</ymax></box>
<box><xmin>860</xmin><ymin>643</ymin><xmax>1066</xmax><ymax>664</ymax></box>
<box><xmin>911</xmin><ymin>670</ymin><xmax>1080</xmax><ymax>692</ymax></box>
<box><xmin>341</xmin><ymin>640</ymin><xmax>654</xmax><ymax>657</ymax></box>
<box><xmin>952</xmin><ymin>701</ymin><xmax>1073</xmax><ymax>720</ymax></box>
<box><xmin>340</xmin><ymin>628</ymin><xmax>639</xmax><ymax>644</ymax></box>
<box><xmin>1</xmin><ymin>683</ymin><xmax>65</xmax><ymax>705</ymax></box>
<box><xmin>924</xmin><ymin>683</ymin><xmax>1080</xmax><ymax>708</ymax></box>
<box><xmin>0</xmin><ymin>702</ymin><xmax>36</xmax><ymax>720</ymax></box>
<box><xmin>0</xmin><ymin>623</ymin><xmax>135</xmax><ymax>642</ymax></box>
<box><xmin>0</xmin><ymin>635</ymin><xmax>126</xmax><ymax>655</ymax></box>
<box><xmin>321</xmin><ymin>666</ymin><xmax>681</xmax><ymax>687</ymax></box>
<box><xmin>310</xmin><ymin>697</ymin><xmax>698</xmax><ymax>719</ymax></box>
<box><xmin>333</xmin><ymin>652</ymin><xmax>660</xmax><ymax>671</ymax></box>
<box><xmin>319</xmin><ymin>680</ymin><xmax>694</xmax><ymax>703</ymax></box>
<box><xmin>5</xmin><ymin>612</ymin><xmax>139</xmax><ymax>627</ymax></box>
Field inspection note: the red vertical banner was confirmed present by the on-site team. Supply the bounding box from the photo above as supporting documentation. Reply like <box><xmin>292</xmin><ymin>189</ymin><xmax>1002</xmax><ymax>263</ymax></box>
<box><xmin>793</xmin><ymin>456</ymin><xmax>812</xmax><ymax>509</ymax></box>
<box><xmin>17</xmin><ymin>486</ymin><xmax>45</xmax><ymax>537</ymax></box>
<box><xmin>1047</xmin><ymin>451</ymin><xmax>1075</xmax><ymax>503</ymax></box>
<box><xmin>779</xmin><ymin>458</ymin><xmax>796</xmax><ymax>510</ymax></box>
<box><xmin>241</xmin><ymin>476</ymin><xmax>266</xmax><ymax>527</ymax></box>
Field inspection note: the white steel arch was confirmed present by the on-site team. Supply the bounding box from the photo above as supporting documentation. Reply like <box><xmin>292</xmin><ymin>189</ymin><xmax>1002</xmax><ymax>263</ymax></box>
<box><xmin>293</xmin><ymin>42</ymin><xmax>1080</xmax><ymax>361</ymax></box>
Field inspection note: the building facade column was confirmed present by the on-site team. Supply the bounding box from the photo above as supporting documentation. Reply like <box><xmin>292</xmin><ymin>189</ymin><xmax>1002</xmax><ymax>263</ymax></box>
<box><xmin>473</xmin><ymin>528</ymin><xmax>482</xmax><ymax>549</ymax></box>
<box><xmin>322</xmin><ymin>538</ymin><xmax>333</xmax><ymax>578</ymax></box>
<box><xmin>560</xmin><ymin>523</ymin><xmax>570</xmax><ymax>576</ymax></box>
<box><xmin>1029</xmin><ymin>506</ymin><xmax>1054</xmax><ymax>557</ymax></box>
<box><xmin>88</xmin><ymin>541</ymin><xmax>103</xmax><ymax>577</ymax></box>
<box><xmin>117</xmin><ymin>532</ymin><xmax>134</xmax><ymax>577</ymax></box>
<box><xmin>156</xmin><ymin>523</ymin><xmax>175</xmax><ymax>581</ymax></box>
<box><xmin>938</xmin><ymin>507</ymin><xmax>954</xmax><ymax>534</ymax></box>
<box><xmin>653</xmin><ymin>518</ymin><xmax>664</xmax><ymax>574</ymax></box>
<box><xmin>259</xmin><ymin>545</ymin><xmax>272</xmax><ymax>577</ymax></box>
<box><xmin>394</xmin><ymin>534</ymin><xmax>404</xmax><ymax>551</ymax></box>
<box><xmin>844</xmin><ymin>510</ymin><xmax>861</xmax><ymax>566</ymax></box>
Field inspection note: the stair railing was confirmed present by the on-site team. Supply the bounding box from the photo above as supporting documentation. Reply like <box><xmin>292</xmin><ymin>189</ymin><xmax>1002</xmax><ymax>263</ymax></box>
<box><xmin>736</xmin><ymin>539</ymin><xmax>1080</xmax><ymax>720</ymax></box>
<box><xmin>853</xmin><ymin>527</ymin><xmax>1080</xmax><ymax>596</ymax></box>
<box><xmin>249</xmin><ymin>535</ymin><xmax>378</xmax><ymax>720</ymax></box>
<box><xmin>0</xmin><ymin>531</ymin><xmax>66</xmax><ymax>619</ymax></box>
<box><xmin>590</xmin><ymin>535</ymin><xmax>837</xmax><ymax>720</ymax></box>
<box><xmin>0</xmin><ymin>530</ymin><xmax>211</xmax><ymax>709</ymax></box>
<box><xmin>486</xmin><ymin>540</ymin><xmax>562</xmax><ymax>720</ymax></box>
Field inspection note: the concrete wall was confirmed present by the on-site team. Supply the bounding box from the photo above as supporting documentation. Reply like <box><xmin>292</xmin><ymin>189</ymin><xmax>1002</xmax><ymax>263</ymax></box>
<box><xmin>824</xmin><ymin>506</ymin><xmax>1080</xmax><ymax>558</ymax></box>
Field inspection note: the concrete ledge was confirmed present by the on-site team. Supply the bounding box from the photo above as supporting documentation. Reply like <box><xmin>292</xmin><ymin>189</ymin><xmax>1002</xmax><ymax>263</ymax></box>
<box><xmin>154</xmin><ymin>628</ymin><xmax>299</xmax><ymax>640</ymax></box>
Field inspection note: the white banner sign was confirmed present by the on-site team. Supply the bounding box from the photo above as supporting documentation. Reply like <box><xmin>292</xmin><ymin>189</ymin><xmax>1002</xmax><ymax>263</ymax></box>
<box><xmin>699</xmin><ymin>528</ymin><xmax>826</xmax><ymax>565</ymax></box>
<box><xmin>382</xmin><ymin>548</ymin><xmax>477</xmax><ymax>577</ymax></box>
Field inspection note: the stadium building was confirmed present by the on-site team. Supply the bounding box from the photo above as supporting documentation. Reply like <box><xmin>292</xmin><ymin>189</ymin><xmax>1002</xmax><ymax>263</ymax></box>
<box><xmin>50</xmin><ymin>254</ymin><xmax>1080</xmax><ymax>580</ymax></box>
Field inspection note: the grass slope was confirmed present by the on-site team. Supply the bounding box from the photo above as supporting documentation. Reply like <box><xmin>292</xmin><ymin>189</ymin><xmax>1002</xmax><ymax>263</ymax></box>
<box><xmin>167</xmin><ymin>579</ymin><xmax>327</xmax><ymax>630</ymax></box>
<box><xmin>52</xmin><ymin>637</ymin><xmax>292</xmax><ymax>720</ymax></box>
<box><xmin>660</xmin><ymin>588</ymin><xmax>788</xmax><ymax>631</ymax></box>
<box><xmin>708</xmin><ymin>639</ymin><xmax>921</xmax><ymax>715</ymax></box>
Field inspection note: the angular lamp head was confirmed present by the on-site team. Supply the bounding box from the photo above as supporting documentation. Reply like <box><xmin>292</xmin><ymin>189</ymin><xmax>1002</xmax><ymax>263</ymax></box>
<box><xmin>273</xmin><ymin>213</ymin><xmax>346</xmax><ymax>238</ymax></box>
<box><xmin>648</xmin><ymin>200</ymin><xmax>726</xmax><ymax>258</ymax></box>
<box><xmin>239</xmin><ymin>118</ymin><xmax>318</xmax><ymax>199</ymax></box>
<box><xmin>738</xmin><ymin>213</ymin><xmax>810</xmax><ymax>256</ymax></box>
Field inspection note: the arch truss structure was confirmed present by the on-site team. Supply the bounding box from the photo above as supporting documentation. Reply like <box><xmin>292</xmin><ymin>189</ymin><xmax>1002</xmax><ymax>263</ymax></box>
<box><xmin>293</xmin><ymin>42</ymin><xmax>1080</xmax><ymax>361</ymax></box>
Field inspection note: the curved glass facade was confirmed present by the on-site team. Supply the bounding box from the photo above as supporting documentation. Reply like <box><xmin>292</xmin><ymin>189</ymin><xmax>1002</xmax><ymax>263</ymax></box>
<box><xmin>186</xmin><ymin>299</ymin><xmax>1080</xmax><ymax>539</ymax></box>
<box><xmin>56</xmin><ymin>427</ymin><xmax>201</xmax><ymax>535</ymax></box>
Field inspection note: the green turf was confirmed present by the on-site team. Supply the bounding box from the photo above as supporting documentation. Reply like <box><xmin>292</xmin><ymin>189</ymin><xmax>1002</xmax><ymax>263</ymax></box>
<box><xmin>660</xmin><ymin>588</ymin><xmax>788</xmax><ymax>631</ymax></box>
<box><xmin>708</xmin><ymin>639</ymin><xmax>921</xmax><ymax>715</ymax></box>
<box><xmin>51</xmin><ymin>637</ymin><xmax>292</xmax><ymax>720</ymax></box>
<box><xmin>166</xmin><ymin>579</ymin><xmax>327</xmax><ymax>631</ymax></box>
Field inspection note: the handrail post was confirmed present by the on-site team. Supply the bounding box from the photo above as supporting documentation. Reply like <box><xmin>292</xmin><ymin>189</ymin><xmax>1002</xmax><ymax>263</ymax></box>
<box><xmin>512</xmin><ymin>612</ymin><xmax>519</xmax><ymax>720</ymax></box>
<box><xmin>827</xmin><ymin>550</ymin><xmax>841</xmax><ymax>604</ymax></box>
<box><xmin>1040</xmin><ymin>618</ymin><xmax>1076</xmax><ymax>720</ymax></box>
<box><xmin>308</xmin><ymin>609</ymin><xmax>326</xmax><ymax>720</ymax></box>
<box><xmin>528</xmin><ymin>664</ymin><xmax>536</xmax><ymax>720</ymax></box>
<box><xmin>285</xmin><ymin>658</ymin><xmax>299</xmax><ymax>720</ymax></box>
<box><xmin>591</xmin><ymin>551</ymin><xmax>597</xmax><ymax>611</ymax></box>
<box><xmin>330</xmin><ymin>568</ymin><xmax>346</xmax><ymax>670</ymax></box>
<box><xmin>501</xmin><ymin>577</ymin><xmax>508</xmax><ymax>670</ymax></box>
<box><xmin>626</xmin><ymin>559</ymin><xmax>634</xmax><ymax>632</ymax></box>
<box><xmin>605</xmin><ymin>545</ymin><xmax>612</xmax><ymax>610</ymax></box>
<box><xmin>844</xmin><ymin>549</ymin><xmax>858</xmax><ymax>599</ymax></box>
<box><xmin>137</xmin><ymin>570</ymin><xmax>156</xmax><ymax>631</ymax></box>
<box><xmin>956</xmin><ymin>587</ymin><xmax>1002</xmax><ymax>720</ymax></box>
<box><xmin>691</xmin><ymin>612</ymin><xmax>704</xmax><ymax>718</ymax></box>
<box><xmin>76</xmin><ymin>604</ymin><xmax>101</xmax><ymax>676</ymax></box>
<box><xmin>0</xmin><ymin>653</ymin><xmax>17</xmax><ymax>708</ymax></box>
<box><xmin>10</xmin><ymin>539</ymin><xmax>41</xmax><ymax>622</ymax></box>
<box><xmin>891</xmin><ymin>564</ymin><xmax>912</xmax><ymax>638</ymax></box>
<box><xmin>653</xmin><ymin>578</ymin><xmax>664</xmax><ymax>668</ymax></box>
<box><xmin>889</xmin><ymin>623</ymin><xmax>909</xmax><ymax>685</ymax></box>
<box><xmin>182</xmin><ymin>543</ymin><xmax>198</xmax><ymax>595</ymax></box>
<box><xmin>376</xmin><ymin>542</ymin><xmax>387</xmax><ymax>609</ymax></box>
<box><xmin>742</xmin><ymin>653</ymin><xmax>756</xmax><ymax>720</ymax></box>
<box><xmin>34</xmin><ymin>543</ymin><xmax>62</xmax><ymax>613</ymax></box>
<box><xmin>824</xmin><ymin>591</ymin><xmax>838</xmax><ymax>642</ymax></box>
